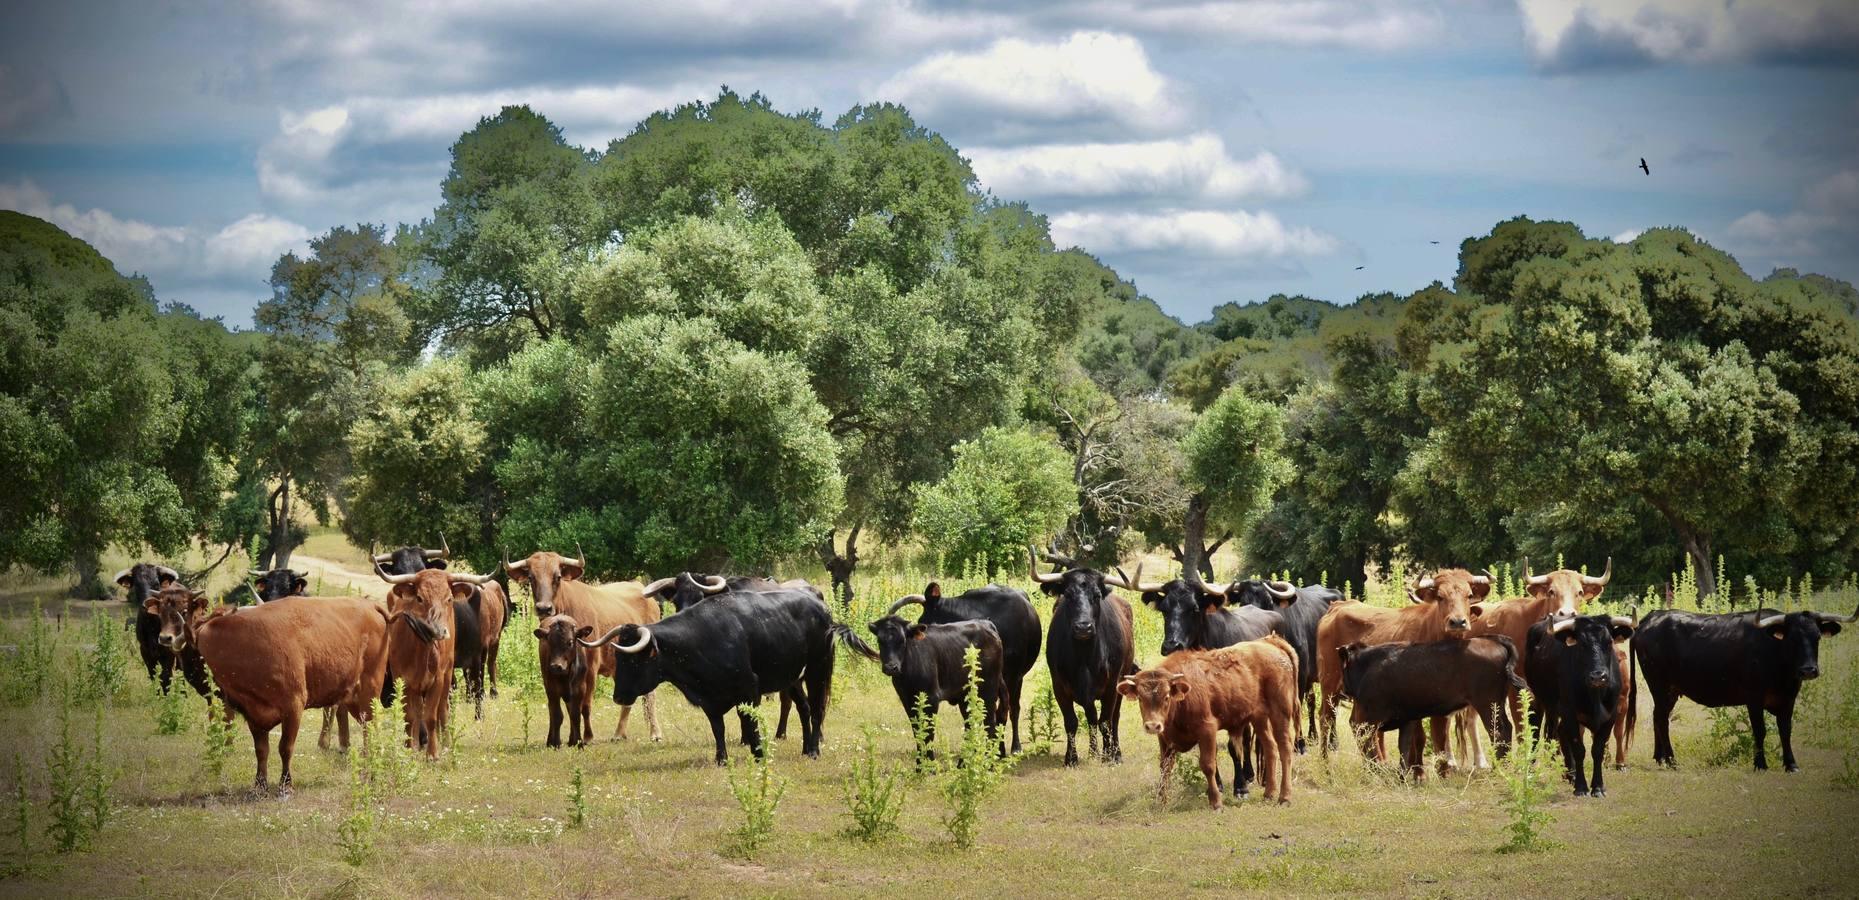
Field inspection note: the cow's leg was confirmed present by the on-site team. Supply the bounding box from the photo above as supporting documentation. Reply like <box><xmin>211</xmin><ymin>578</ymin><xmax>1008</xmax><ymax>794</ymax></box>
<box><xmin>644</xmin><ymin>690</ymin><xmax>663</xmax><ymax>742</ymax></box>
<box><xmin>705</xmin><ymin>708</ymin><xmax>731</xmax><ymax>766</ymax></box>
<box><xmin>337</xmin><ymin>708</ymin><xmax>351</xmax><ymax>753</ymax></box>
<box><xmin>566</xmin><ymin>687</ymin><xmax>582</xmax><ymax>747</ymax></box>
<box><xmin>1430</xmin><ymin>714</ymin><xmax>1455</xmax><ymax>776</ymax></box>
<box><xmin>789</xmin><ymin>686</ymin><xmax>816</xmax><ymax>753</ymax></box>
<box><xmin>615</xmin><ymin>702</ymin><xmax>633</xmax><ymax>740</ymax></box>
<box><xmin>1651</xmin><ymin>690</ymin><xmax>1678</xmax><ymax>768</ymax></box>
<box><xmin>402</xmin><ymin>687</ymin><xmax>422</xmax><ymax>749</ymax></box>
<box><xmin>1224</xmin><ymin>732</ymin><xmax>1246</xmax><ymax>798</ymax></box>
<box><xmin>471</xmin><ymin>662</ymin><xmax>485</xmax><ymax>721</ymax></box>
<box><xmin>737</xmin><ymin>708</ymin><xmax>756</xmax><ymax>747</ymax></box>
<box><xmin>546</xmin><ymin>687</ymin><xmax>565</xmax><ymax>748</ymax></box>
<box><xmin>1397</xmin><ymin>722</ymin><xmax>1422</xmax><ymax>782</ymax></box>
<box><xmin>159</xmin><ymin>653</ymin><xmax>176</xmax><ymax>695</ymax></box>
<box><xmin>1104</xmin><ymin>689</ymin><xmax>1124</xmax><ymax>763</ymax></box>
<box><xmin>1276</xmin><ymin>713</ymin><xmax>1295</xmax><ymax>803</ymax></box>
<box><xmin>139</xmin><ymin>639</ymin><xmax>159</xmax><ymax>685</ymax></box>
<box><xmin>742</xmin><ymin>705</ymin><xmax>766</xmax><ymax>760</ymax></box>
<box><xmin>248</xmin><ymin>719</ymin><xmax>272</xmax><ymax>790</ymax></box>
<box><xmin>1007</xmin><ymin>676</ymin><xmax>1024</xmax><ymax>755</ymax></box>
<box><xmin>805</xmin><ymin>660</ymin><xmax>832</xmax><ymax>759</ymax></box>
<box><xmin>578</xmin><ymin>690</ymin><xmax>594</xmax><ymax>748</ymax></box>
<box><xmin>277</xmin><ymin>707</ymin><xmax>302</xmax><ymax>794</ymax></box>
<box><xmin>1560</xmin><ymin>717</ymin><xmax>1586</xmax><ymax>796</ymax></box>
<box><xmin>1254</xmin><ymin>720</ymin><xmax>1277</xmax><ymax>803</ymax></box>
<box><xmin>486</xmin><ymin>640</ymin><xmax>500</xmax><ymax>699</ymax></box>
<box><xmin>1079</xmin><ymin>697</ymin><xmax>1101</xmax><ymax>762</ymax></box>
<box><xmin>318</xmin><ymin>708</ymin><xmax>335</xmax><ymax>751</ymax></box>
<box><xmin>1748</xmin><ymin>703</ymin><xmax>1769</xmax><ymax>771</ymax></box>
<box><xmin>775</xmin><ymin>691</ymin><xmax>792</xmax><ymax>740</ymax></box>
<box><xmin>1059</xmin><ymin>699</ymin><xmax>1081</xmax><ymax>766</ymax></box>
<box><xmin>1318</xmin><ymin>680</ymin><xmax>1340</xmax><ymax>756</ymax></box>
<box><xmin>1778</xmin><ymin>708</ymin><xmax>1798</xmax><ymax>773</ymax></box>
<box><xmin>1589</xmin><ymin>726</ymin><xmax>1609</xmax><ymax>797</ymax></box>
<box><xmin>1198</xmin><ymin>733</ymin><xmax>1222</xmax><ymax>810</ymax></box>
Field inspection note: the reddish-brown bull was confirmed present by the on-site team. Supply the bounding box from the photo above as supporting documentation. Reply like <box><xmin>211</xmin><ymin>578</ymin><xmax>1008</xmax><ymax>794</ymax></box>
<box><xmin>534</xmin><ymin>614</ymin><xmax>598</xmax><ymax>748</ymax></box>
<box><xmin>153</xmin><ymin>589</ymin><xmax>390</xmax><ymax>793</ymax></box>
<box><xmin>1117</xmin><ymin>635</ymin><xmax>1300</xmax><ymax>809</ymax></box>
<box><xmin>1314</xmin><ymin>568</ymin><xmax>1492</xmax><ymax>764</ymax></box>
<box><xmin>376</xmin><ymin>566</ymin><xmax>493</xmax><ymax>759</ymax></box>
<box><xmin>505</xmin><ymin>547</ymin><xmax>667</xmax><ymax>741</ymax></box>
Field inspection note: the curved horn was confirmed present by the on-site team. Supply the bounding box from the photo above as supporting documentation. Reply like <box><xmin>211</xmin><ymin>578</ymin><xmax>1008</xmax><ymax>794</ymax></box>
<box><xmin>1267</xmin><ymin>580</ymin><xmax>1296</xmax><ymax>601</ymax></box>
<box><xmin>579</xmin><ymin>625</ymin><xmax>625</xmax><ymax>649</ymax></box>
<box><xmin>1583</xmin><ymin>557</ymin><xmax>1613</xmax><ymax>588</ymax></box>
<box><xmin>375</xmin><ymin>563</ymin><xmax>419</xmax><ymax>585</ymax></box>
<box><xmin>1105</xmin><ymin>562</ymin><xmax>1143</xmax><ymax>590</ymax></box>
<box><xmin>1550</xmin><ymin>617</ymin><xmax>1577</xmax><ymax>635</ymax></box>
<box><xmin>112</xmin><ymin>567</ymin><xmax>132</xmax><ymax>584</ymax></box>
<box><xmin>887</xmin><ymin>594</ymin><xmax>926</xmax><ymax>615</ymax></box>
<box><xmin>156</xmin><ymin>565</ymin><xmax>180</xmax><ymax>582</ymax></box>
<box><xmin>562</xmin><ymin>542</ymin><xmax>586</xmax><ymax>570</ymax></box>
<box><xmin>614</xmin><ymin>625</ymin><xmax>652</xmax><ymax>654</ymax></box>
<box><xmin>1470</xmin><ymin>571</ymin><xmax>1491</xmax><ymax>587</ymax></box>
<box><xmin>640</xmin><ymin>577</ymin><xmax>676</xmax><ymax>596</ymax></box>
<box><xmin>1040</xmin><ymin>547</ymin><xmax>1077</xmax><ymax>567</ymax></box>
<box><xmin>700</xmin><ymin>574</ymin><xmax>727</xmax><ymax>594</ymax></box>
<box><xmin>448</xmin><ymin>571</ymin><xmax>495</xmax><ymax>585</ymax></box>
<box><xmin>425</xmin><ymin>534</ymin><xmax>450</xmax><ymax>560</ymax></box>
<box><xmin>1757</xmin><ymin>613</ymin><xmax>1786</xmax><ymax>629</ymax></box>
<box><xmin>1134</xmin><ymin>571</ymin><xmax>1168</xmax><ymax>592</ymax></box>
<box><xmin>1029</xmin><ymin>547</ymin><xmax>1062</xmax><ymax>584</ymax></box>
<box><xmin>503</xmin><ymin>549</ymin><xmax>528</xmax><ymax>574</ymax></box>
<box><xmin>1414</xmin><ymin>574</ymin><xmax>1436</xmax><ymax>592</ymax></box>
<box><xmin>371</xmin><ymin>550</ymin><xmax>394</xmax><ymax>564</ymax></box>
<box><xmin>1187</xmin><ymin>569</ymin><xmax>1227</xmax><ymax>598</ymax></box>
<box><xmin>1610</xmin><ymin>615</ymin><xmax>1634</xmax><ymax>630</ymax></box>
<box><xmin>1521</xmin><ymin>556</ymin><xmax>1532</xmax><ymax>583</ymax></box>
<box><xmin>1814</xmin><ymin>604</ymin><xmax>1859</xmax><ymax>625</ymax></box>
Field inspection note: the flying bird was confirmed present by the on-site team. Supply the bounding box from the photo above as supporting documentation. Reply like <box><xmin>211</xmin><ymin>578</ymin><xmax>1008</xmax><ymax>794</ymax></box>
<box><xmin>1429</xmin><ymin>240</ymin><xmax>1440</xmax><ymax>244</ymax></box>
<box><xmin>1640</xmin><ymin>157</ymin><xmax>1650</xmax><ymax>175</ymax></box>
<box><xmin>1354</xmin><ymin>265</ymin><xmax>1365</xmax><ymax>270</ymax></box>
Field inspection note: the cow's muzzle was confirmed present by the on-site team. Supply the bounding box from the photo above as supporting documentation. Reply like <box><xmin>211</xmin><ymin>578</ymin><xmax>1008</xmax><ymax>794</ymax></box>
<box><xmin>1072</xmin><ymin>627</ymin><xmax>1096</xmax><ymax>641</ymax></box>
<box><xmin>1800</xmin><ymin>665</ymin><xmax>1820</xmax><ymax>680</ymax></box>
<box><xmin>1143</xmin><ymin>720</ymin><xmax>1164</xmax><ymax>735</ymax></box>
<box><xmin>1161</xmin><ymin>641</ymin><xmax>1184</xmax><ymax>655</ymax></box>
<box><xmin>881</xmin><ymin>663</ymin><xmax>902</xmax><ymax>677</ymax></box>
<box><xmin>157</xmin><ymin>634</ymin><xmax>179</xmax><ymax>649</ymax></box>
<box><xmin>1447</xmin><ymin>618</ymin><xmax>1470</xmax><ymax>631</ymax></box>
<box><xmin>1588</xmin><ymin>672</ymin><xmax>1610</xmax><ymax>688</ymax></box>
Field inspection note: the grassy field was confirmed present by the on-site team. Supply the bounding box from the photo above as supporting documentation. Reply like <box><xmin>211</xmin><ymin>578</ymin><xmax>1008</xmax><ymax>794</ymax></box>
<box><xmin>2</xmin><ymin>555</ymin><xmax>1857</xmax><ymax>898</ymax></box>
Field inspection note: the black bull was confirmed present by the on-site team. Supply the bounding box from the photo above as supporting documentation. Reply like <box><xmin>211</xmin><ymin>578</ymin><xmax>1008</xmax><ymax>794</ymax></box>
<box><xmin>883</xmin><ymin>581</ymin><xmax>1040</xmax><ymax>753</ymax></box>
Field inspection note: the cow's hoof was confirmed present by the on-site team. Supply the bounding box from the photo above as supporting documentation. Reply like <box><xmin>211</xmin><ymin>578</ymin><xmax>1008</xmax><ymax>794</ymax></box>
<box><xmin>1785</xmin><ymin>764</ymin><xmax>1800</xmax><ymax>773</ymax></box>
<box><xmin>1590</xmin><ymin>789</ymin><xmax>1605</xmax><ymax>798</ymax></box>
<box><xmin>1063</xmin><ymin>756</ymin><xmax>1080</xmax><ymax>768</ymax></box>
<box><xmin>651</xmin><ymin>734</ymin><xmax>664</xmax><ymax>743</ymax></box>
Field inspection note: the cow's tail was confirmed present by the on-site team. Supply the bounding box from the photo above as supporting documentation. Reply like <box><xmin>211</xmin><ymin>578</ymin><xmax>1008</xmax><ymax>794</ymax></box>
<box><xmin>829</xmin><ymin>622</ymin><xmax>880</xmax><ymax>661</ymax></box>
<box><xmin>1495</xmin><ymin>634</ymin><xmax>1526</xmax><ymax>690</ymax></box>
<box><xmin>1625</xmin><ymin>631</ymin><xmax>1638</xmax><ymax>752</ymax></box>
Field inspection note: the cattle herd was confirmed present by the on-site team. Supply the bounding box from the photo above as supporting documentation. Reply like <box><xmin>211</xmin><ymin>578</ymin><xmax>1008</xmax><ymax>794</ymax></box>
<box><xmin>111</xmin><ymin>544</ymin><xmax>1856</xmax><ymax>811</ymax></box>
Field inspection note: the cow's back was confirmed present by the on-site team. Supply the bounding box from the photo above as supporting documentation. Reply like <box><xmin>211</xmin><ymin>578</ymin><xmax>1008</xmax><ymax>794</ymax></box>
<box><xmin>559</xmin><ymin>580</ymin><xmax>663</xmax><ymax>676</ymax></box>
<box><xmin>197</xmin><ymin>597</ymin><xmax>389</xmax><ymax>723</ymax></box>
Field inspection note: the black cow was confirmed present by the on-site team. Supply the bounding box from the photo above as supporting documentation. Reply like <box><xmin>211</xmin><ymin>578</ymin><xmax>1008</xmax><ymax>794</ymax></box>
<box><xmin>1635</xmin><ymin>604</ymin><xmax>1855</xmax><ymax>772</ymax></box>
<box><xmin>580</xmin><ymin>588</ymin><xmax>868</xmax><ymax>764</ymax></box>
<box><xmin>868</xmin><ymin>616</ymin><xmax>1006</xmax><ymax>759</ymax></box>
<box><xmin>884</xmin><ymin>582</ymin><xmax>1040</xmax><ymax>753</ymax></box>
<box><xmin>1033</xmin><ymin>550</ymin><xmax>1138</xmax><ymax>766</ymax></box>
<box><xmin>652</xmin><ymin>572</ymin><xmax>817</xmax><ymax>738</ymax></box>
<box><xmin>1526</xmin><ymin>613</ymin><xmax>1634</xmax><ymax>797</ymax></box>
<box><xmin>1337</xmin><ymin>635</ymin><xmax>1522</xmax><ymax>780</ymax></box>
<box><xmin>116</xmin><ymin>563</ymin><xmax>209</xmax><ymax>695</ymax></box>
<box><xmin>1229</xmin><ymin>578</ymin><xmax>1342</xmax><ymax>752</ymax></box>
<box><xmin>251</xmin><ymin>568</ymin><xmax>308</xmax><ymax>602</ymax></box>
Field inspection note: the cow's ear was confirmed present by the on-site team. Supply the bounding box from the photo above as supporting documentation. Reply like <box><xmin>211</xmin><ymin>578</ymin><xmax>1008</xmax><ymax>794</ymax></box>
<box><xmin>1168</xmin><ymin>679</ymin><xmax>1191</xmax><ymax>698</ymax></box>
<box><xmin>450</xmin><ymin>581</ymin><xmax>477</xmax><ymax>601</ymax></box>
<box><xmin>1819</xmin><ymin>620</ymin><xmax>1842</xmax><ymax>636</ymax></box>
<box><xmin>1524</xmin><ymin>580</ymin><xmax>1551</xmax><ymax>600</ymax></box>
<box><xmin>1469</xmin><ymin>603</ymin><xmax>1486</xmax><ymax>620</ymax></box>
<box><xmin>1560</xmin><ymin>634</ymin><xmax>1578</xmax><ymax>648</ymax></box>
<box><xmin>908</xmin><ymin>624</ymin><xmax>928</xmax><ymax>641</ymax></box>
<box><xmin>1141</xmin><ymin>591</ymin><xmax>1161</xmax><ymax>607</ymax></box>
<box><xmin>924</xmin><ymin>582</ymin><xmax>941</xmax><ymax>603</ymax></box>
<box><xmin>575</xmin><ymin>625</ymin><xmax>594</xmax><ymax>639</ymax></box>
<box><xmin>1201</xmin><ymin>592</ymin><xmax>1228</xmax><ymax>609</ymax></box>
<box><xmin>293</xmin><ymin>578</ymin><xmax>309</xmax><ymax>595</ymax></box>
<box><xmin>1610</xmin><ymin>623</ymin><xmax>1635</xmax><ymax>643</ymax></box>
<box><xmin>533</xmin><ymin>628</ymin><xmax>547</xmax><ymax>640</ymax></box>
<box><xmin>391</xmin><ymin>583</ymin><xmax>416</xmax><ymax>600</ymax></box>
<box><xmin>425</xmin><ymin>559</ymin><xmax>449</xmax><ymax>571</ymax></box>
<box><xmin>1039</xmin><ymin>580</ymin><xmax>1062</xmax><ymax>596</ymax></box>
<box><xmin>561</xmin><ymin>562</ymin><xmax>584</xmax><ymax>581</ymax></box>
<box><xmin>117</xmin><ymin>572</ymin><xmax>136</xmax><ymax>588</ymax></box>
<box><xmin>1471</xmin><ymin>580</ymin><xmax>1493</xmax><ymax>600</ymax></box>
<box><xmin>143</xmin><ymin>597</ymin><xmax>162</xmax><ymax>615</ymax></box>
<box><xmin>1115</xmin><ymin>678</ymin><xmax>1137</xmax><ymax>698</ymax></box>
<box><xmin>1769</xmin><ymin>625</ymin><xmax>1788</xmax><ymax>641</ymax></box>
<box><xmin>158</xmin><ymin>572</ymin><xmax>178</xmax><ymax>587</ymax></box>
<box><xmin>507</xmin><ymin>567</ymin><xmax>530</xmax><ymax>584</ymax></box>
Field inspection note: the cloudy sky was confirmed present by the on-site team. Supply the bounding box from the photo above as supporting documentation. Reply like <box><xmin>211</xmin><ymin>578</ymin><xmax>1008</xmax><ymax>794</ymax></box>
<box><xmin>2</xmin><ymin>0</ymin><xmax>1854</xmax><ymax>324</ymax></box>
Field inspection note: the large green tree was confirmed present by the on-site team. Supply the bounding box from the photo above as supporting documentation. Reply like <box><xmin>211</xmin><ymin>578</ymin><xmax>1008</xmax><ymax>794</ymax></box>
<box><xmin>912</xmin><ymin>427</ymin><xmax>1078</xmax><ymax>579</ymax></box>
<box><xmin>1180</xmin><ymin>386</ymin><xmax>1291</xmax><ymax>580</ymax></box>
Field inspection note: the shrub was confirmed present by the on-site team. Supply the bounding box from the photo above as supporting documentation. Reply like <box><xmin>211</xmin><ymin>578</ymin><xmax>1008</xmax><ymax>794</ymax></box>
<box><xmin>841</xmin><ymin>726</ymin><xmax>905</xmax><ymax>843</ymax></box>
<box><xmin>75</xmin><ymin>612</ymin><xmax>127</xmax><ymax>705</ymax></box>
<box><xmin>200</xmin><ymin>670</ymin><xmax>237</xmax><ymax>786</ymax></box>
<box><xmin>939</xmin><ymin>647</ymin><xmax>1016</xmax><ymax>850</ymax></box>
<box><xmin>150</xmin><ymin>676</ymin><xmax>186</xmax><ymax>736</ymax></box>
<box><xmin>568</xmin><ymin>765</ymin><xmax>589</xmax><ymax>829</ymax></box>
<box><xmin>44</xmin><ymin>696</ymin><xmax>87</xmax><ymax>853</ymax></box>
<box><xmin>1496</xmin><ymin>692</ymin><xmax>1558</xmax><ymax>853</ymax></box>
<box><xmin>724</xmin><ymin>705</ymin><xmax>787</xmax><ymax>859</ymax></box>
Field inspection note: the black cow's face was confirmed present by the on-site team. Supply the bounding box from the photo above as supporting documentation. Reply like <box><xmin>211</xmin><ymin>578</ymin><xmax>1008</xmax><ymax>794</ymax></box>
<box><xmin>662</xmin><ymin>572</ymin><xmax>730</xmax><ymax>613</ymax></box>
<box><xmin>385</xmin><ymin>546</ymin><xmax>447</xmax><ymax>577</ymax></box>
<box><xmin>1231</xmin><ymin>580</ymin><xmax>1299</xmax><ymax>612</ymax></box>
<box><xmin>117</xmin><ymin>562</ymin><xmax>176</xmax><ymax>606</ymax></box>
<box><xmin>867</xmin><ymin>615</ymin><xmax>925</xmax><ymax>677</ymax></box>
<box><xmin>143</xmin><ymin>588</ymin><xmax>207</xmax><ymax>650</ymax></box>
<box><xmin>1768</xmin><ymin>612</ymin><xmax>1837</xmax><ymax>681</ymax></box>
<box><xmin>606</xmin><ymin>624</ymin><xmax>666</xmax><ymax>704</ymax></box>
<box><xmin>533</xmin><ymin>615</ymin><xmax>592</xmax><ymax>675</ymax></box>
<box><xmin>1141</xmin><ymin>579</ymin><xmax>1219</xmax><ymax>655</ymax></box>
<box><xmin>1043</xmin><ymin>570</ymin><xmax>1110</xmax><ymax>642</ymax></box>
<box><xmin>252</xmin><ymin>568</ymin><xmax>308</xmax><ymax>602</ymax></box>
<box><xmin>1554</xmin><ymin>615</ymin><xmax>1630</xmax><ymax>689</ymax></box>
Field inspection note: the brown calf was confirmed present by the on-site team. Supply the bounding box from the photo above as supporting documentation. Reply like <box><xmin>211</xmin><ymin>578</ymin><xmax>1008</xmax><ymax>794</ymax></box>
<box><xmin>1117</xmin><ymin>635</ymin><xmax>1299</xmax><ymax>809</ymax></box>
<box><xmin>534</xmin><ymin>614</ymin><xmax>597</xmax><ymax>748</ymax></box>
<box><xmin>506</xmin><ymin>548</ymin><xmax>666</xmax><ymax>741</ymax></box>
<box><xmin>377</xmin><ymin>566</ymin><xmax>493</xmax><ymax>759</ymax></box>
<box><xmin>1314</xmin><ymin>568</ymin><xmax>1492</xmax><ymax>765</ymax></box>
<box><xmin>173</xmin><ymin>591</ymin><xmax>390</xmax><ymax>792</ymax></box>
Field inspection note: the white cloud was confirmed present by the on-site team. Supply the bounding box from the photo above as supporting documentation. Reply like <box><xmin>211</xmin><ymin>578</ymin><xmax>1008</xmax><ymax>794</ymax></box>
<box><xmin>1612</xmin><ymin>228</ymin><xmax>1643</xmax><ymax>243</ymax></box>
<box><xmin>968</xmin><ymin>133</ymin><xmax>1306</xmax><ymax>203</ymax></box>
<box><xmin>204</xmin><ymin>214</ymin><xmax>313</xmax><ymax>276</ymax></box>
<box><xmin>1066</xmin><ymin>0</ymin><xmax>1440</xmax><ymax>50</ymax></box>
<box><xmin>1518</xmin><ymin>0</ymin><xmax>1859</xmax><ymax>68</ymax></box>
<box><xmin>1051</xmin><ymin>208</ymin><xmax>1339</xmax><ymax>258</ymax></box>
<box><xmin>877</xmin><ymin>31</ymin><xmax>1185</xmax><ymax>139</ymax></box>
<box><xmin>0</xmin><ymin>180</ymin><xmax>189</xmax><ymax>276</ymax></box>
<box><xmin>1728</xmin><ymin>169</ymin><xmax>1859</xmax><ymax>258</ymax></box>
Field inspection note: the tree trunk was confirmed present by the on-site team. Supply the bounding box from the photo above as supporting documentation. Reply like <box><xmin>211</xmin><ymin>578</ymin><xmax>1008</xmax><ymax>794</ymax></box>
<box><xmin>818</xmin><ymin>524</ymin><xmax>860</xmax><ymax>606</ymax></box>
<box><xmin>70</xmin><ymin>546</ymin><xmax>105</xmax><ymax>599</ymax></box>
<box><xmin>1182</xmin><ymin>493</ymin><xmax>1210</xmax><ymax>583</ymax></box>
<box><xmin>1201</xmin><ymin>532</ymin><xmax>1230</xmax><ymax>580</ymax></box>
<box><xmin>267</xmin><ymin>479</ymin><xmax>296</xmax><ymax>570</ymax></box>
<box><xmin>1648</xmin><ymin>495</ymin><xmax>1716</xmax><ymax>598</ymax></box>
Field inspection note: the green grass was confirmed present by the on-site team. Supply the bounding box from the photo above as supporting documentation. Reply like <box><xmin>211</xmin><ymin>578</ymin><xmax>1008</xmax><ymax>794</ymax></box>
<box><xmin>0</xmin><ymin>568</ymin><xmax>1855</xmax><ymax>897</ymax></box>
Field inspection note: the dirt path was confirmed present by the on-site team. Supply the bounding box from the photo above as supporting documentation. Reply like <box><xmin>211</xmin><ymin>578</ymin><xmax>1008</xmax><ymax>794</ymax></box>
<box><xmin>288</xmin><ymin>553</ymin><xmax>389</xmax><ymax>599</ymax></box>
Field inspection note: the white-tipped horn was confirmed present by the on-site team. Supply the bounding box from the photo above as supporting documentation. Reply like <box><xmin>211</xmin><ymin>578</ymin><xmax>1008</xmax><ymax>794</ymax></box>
<box><xmin>1267</xmin><ymin>580</ymin><xmax>1296</xmax><ymax>601</ymax></box>
<box><xmin>1814</xmin><ymin>606</ymin><xmax>1859</xmax><ymax>625</ymax></box>
<box><xmin>1105</xmin><ymin>562</ymin><xmax>1143</xmax><ymax>591</ymax></box>
<box><xmin>425</xmin><ymin>534</ymin><xmax>450</xmax><ymax>560</ymax></box>
<box><xmin>375</xmin><ymin>564</ymin><xmax>419</xmax><ymax>585</ymax></box>
<box><xmin>561</xmin><ymin>542</ymin><xmax>586</xmax><ymax>570</ymax></box>
<box><xmin>640</xmin><ymin>577</ymin><xmax>676</xmax><ymax>596</ymax></box>
<box><xmin>887</xmin><ymin>595</ymin><xmax>926</xmax><ymax>615</ymax></box>
<box><xmin>503</xmin><ymin>550</ymin><xmax>528</xmax><ymax>574</ymax></box>
<box><xmin>112</xmin><ymin>568</ymin><xmax>131</xmax><ymax>584</ymax></box>
<box><xmin>1414</xmin><ymin>575</ymin><xmax>1437</xmax><ymax>592</ymax></box>
<box><xmin>1583</xmin><ymin>557</ymin><xmax>1613</xmax><ymax>588</ymax></box>
<box><xmin>1029</xmin><ymin>548</ymin><xmax>1063</xmax><ymax>584</ymax></box>
<box><xmin>449</xmin><ymin>571</ymin><xmax>496</xmax><ymax>585</ymax></box>
<box><xmin>1551</xmin><ymin>617</ymin><xmax>1577</xmax><ymax>635</ymax></box>
<box><xmin>1610</xmin><ymin>615</ymin><xmax>1634</xmax><ymax>630</ymax></box>
<box><xmin>615</xmin><ymin>625</ymin><xmax>652</xmax><ymax>654</ymax></box>
<box><xmin>700</xmin><ymin>574</ymin><xmax>727</xmax><ymax>595</ymax></box>
<box><xmin>371</xmin><ymin>550</ymin><xmax>394</xmax><ymax>564</ymax></box>
<box><xmin>1470</xmin><ymin>571</ymin><xmax>1491</xmax><ymax>587</ymax></box>
<box><xmin>1757</xmin><ymin>613</ymin><xmax>1786</xmax><ymax>629</ymax></box>
<box><xmin>156</xmin><ymin>565</ymin><xmax>179</xmax><ymax>582</ymax></box>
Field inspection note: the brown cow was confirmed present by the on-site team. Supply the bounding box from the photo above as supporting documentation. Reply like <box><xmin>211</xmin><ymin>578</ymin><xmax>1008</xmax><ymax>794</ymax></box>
<box><xmin>1118</xmin><ymin>634</ymin><xmax>1299</xmax><ymax>809</ymax></box>
<box><xmin>376</xmin><ymin>566</ymin><xmax>494</xmax><ymax>759</ymax></box>
<box><xmin>1313</xmin><ymin>568</ymin><xmax>1492</xmax><ymax>766</ymax></box>
<box><xmin>534</xmin><ymin>614</ymin><xmax>598</xmax><ymax>748</ymax></box>
<box><xmin>154</xmin><ymin>589</ymin><xmax>390</xmax><ymax>793</ymax></box>
<box><xmin>477</xmin><ymin>579</ymin><xmax>510</xmax><ymax>696</ymax></box>
<box><xmin>505</xmin><ymin>547</ymin><xmax>668</xmax><ymax>741</ymax></box>
<box><xmin>1466</xmin><ymin>557</ymin><xmax>1613</xmax><ymax>765</ymax></box>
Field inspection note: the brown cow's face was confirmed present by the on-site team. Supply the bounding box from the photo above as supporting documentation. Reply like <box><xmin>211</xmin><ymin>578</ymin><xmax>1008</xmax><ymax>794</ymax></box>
<box><xmin>1116</xmin><ymin>671</ymin><xmax>1191</xmax><ymax>735</ymax></box>
<box><xmin>1518</xmin><ymin>570</ymin><xmax>1598</xmax><ymax>620</ymax></box>
<box><xmin>508</xmin><ymin>552</ymin><xmax>583</xmax><ymax>618</ymax></box>
<box><xmin>1415</xmin><ymin>569</ymin><xmax>1489</xmax><ymax>638</ymax></box>
<box><xmin>387</xmin><ymin>569</ymin><xmax>465</xmax><ymax>643</ymax></box>
<box><xmin>142</xmin><ymin>588</ymin><xmax>208</xmax><ymax>651</ymax></box>
<box><xmin>533</xmin><ymin>614</ymin><xmax>592</xmax><ymax>675</ymax></box>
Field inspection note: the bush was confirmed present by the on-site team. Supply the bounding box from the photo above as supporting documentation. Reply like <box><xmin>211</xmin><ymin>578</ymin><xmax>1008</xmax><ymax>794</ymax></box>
<box><xmin>724</xmin><ymin>705</ymin><xmax>787</xmax><ymax>859</ymax></box>
<box><xmin>939</xmin><ymin>647</ymin><xmax>1016</xmax><ymax>850</ymax></box>
<box><xmin>1496</xmin><ymin>691</ymin><xmax>1558</xmax><ymax>853</ymax></box>
<box><xmin>841</xmin><ymin>726</ymin><xmax>905</xmax><ymax>843</ymax></box>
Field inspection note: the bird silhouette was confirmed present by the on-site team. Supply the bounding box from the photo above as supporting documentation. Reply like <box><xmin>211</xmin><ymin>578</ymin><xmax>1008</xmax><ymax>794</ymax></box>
<box><xmin>1640</xmin><ymin>158</ymin><xmax>1650</xmax><ymax>175</ymax></box>
<box><xmin>1429</xmin><ymin>240</ymin><xmax>1440</xmax><ymax>244</ymax></box>
<box><xmin>1354</xmin><ymin>265</ymin><xmax>1365</xmax><ymax>270</ymax></box>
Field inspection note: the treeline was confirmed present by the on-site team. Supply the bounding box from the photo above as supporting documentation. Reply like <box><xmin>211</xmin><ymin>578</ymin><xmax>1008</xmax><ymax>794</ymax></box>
<box><xmin>4</xmin><ymin>91</ymin><xmax>1857</xmax><ymax>601</ymax></box>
